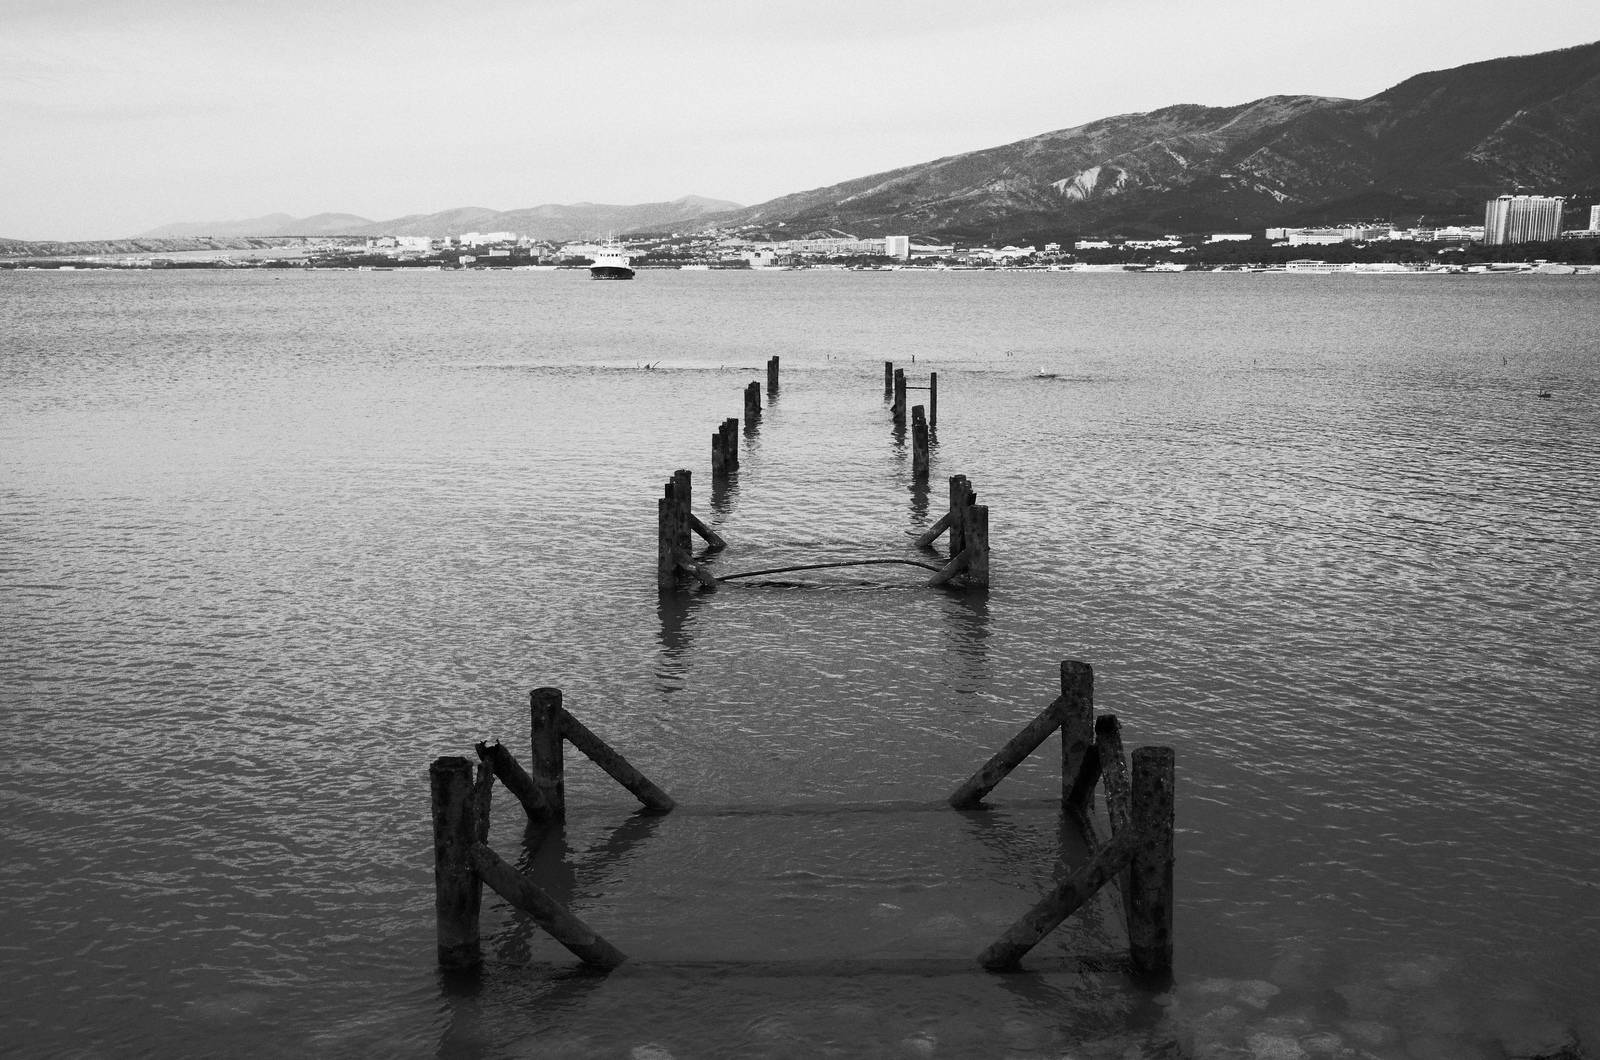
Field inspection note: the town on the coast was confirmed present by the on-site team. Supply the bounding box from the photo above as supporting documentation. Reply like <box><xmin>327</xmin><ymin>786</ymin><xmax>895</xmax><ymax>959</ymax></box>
<box><xmin>6</xmin><ymin>195</ymin><xmax>1600</xmax><ymax>275</ymax></box>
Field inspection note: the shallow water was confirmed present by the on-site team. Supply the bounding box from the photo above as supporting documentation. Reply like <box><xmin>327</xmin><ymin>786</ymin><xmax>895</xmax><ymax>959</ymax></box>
<box><xmin>2</xmin><ymin>269</ymin><xmax>1597</xmax><ymax>1059</ymax></box>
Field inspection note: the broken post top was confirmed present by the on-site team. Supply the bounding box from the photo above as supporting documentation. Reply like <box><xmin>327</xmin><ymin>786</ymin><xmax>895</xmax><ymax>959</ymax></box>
<box><xmin>1061</xmin><ymin>660</ymin><xmax>1092</xmax><ymax>691</ymax></box>
<box><xmin>431</xmin><ymin>754</ymin><xmax>472</xmax><ymax>778</ymax></box>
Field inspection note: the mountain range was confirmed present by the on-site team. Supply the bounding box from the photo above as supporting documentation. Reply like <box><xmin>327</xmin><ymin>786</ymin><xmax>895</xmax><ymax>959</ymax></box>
<box><xmin>690</xmin><ymin>39</ymin><xmax>1600</xmax><ymax>242</ymax></box>
<box><xmin>12</xmin><ymin>40</ymin><xmax>1600</xmax><ymax>251</ymax></box>
<box><xmin>134</xmin><ymin>196</ymin><xmax>743</xmax><ymax>241</ymax></box>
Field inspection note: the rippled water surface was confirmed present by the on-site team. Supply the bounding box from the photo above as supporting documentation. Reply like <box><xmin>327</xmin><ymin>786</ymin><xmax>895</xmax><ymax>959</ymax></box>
<box><xmin>2</xmin><ymin>269</ymin><xmax>1598</xmax><ymax>1059</ymax></box>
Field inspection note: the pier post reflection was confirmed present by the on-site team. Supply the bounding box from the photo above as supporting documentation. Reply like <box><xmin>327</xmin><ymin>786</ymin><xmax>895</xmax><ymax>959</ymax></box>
<box><xmin>908</xmin><ymin>477</ymin><xmax>931</xmax><ymax>527</ymax></box>
<box><xmin>709</xmin><ymin>473</ymin><xmax>737</xmax><ymax>517</ymax></box>
<box><xmin>941</xmin><ymin>589</ymin><xmax>991</xmax><ymax>688</ymax></box>
<box><xmin>656</xmin><ymin>590</ymin><xmax>707</xmax><ymax>694</ymax></box>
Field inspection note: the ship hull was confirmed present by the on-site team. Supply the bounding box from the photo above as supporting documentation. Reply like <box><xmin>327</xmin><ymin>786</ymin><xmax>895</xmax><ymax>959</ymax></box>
<box><xmin>589</xmin><ymin>265</ymin><xmax>635</xmax><ymax>280</ymax></box>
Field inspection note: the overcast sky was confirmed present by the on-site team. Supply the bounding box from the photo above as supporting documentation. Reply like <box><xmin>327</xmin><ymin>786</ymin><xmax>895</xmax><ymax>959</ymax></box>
<box><xmin>4</xmin><ymin>0</ymin><xmax>1599</xmax><ymax>240</ymax></box>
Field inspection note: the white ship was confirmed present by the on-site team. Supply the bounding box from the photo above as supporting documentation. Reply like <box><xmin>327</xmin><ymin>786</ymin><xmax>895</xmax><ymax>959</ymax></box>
<box><xmin>589</xmin><ymin>240</ymin><xmax>635</xmax><ymax>280</ymax></box>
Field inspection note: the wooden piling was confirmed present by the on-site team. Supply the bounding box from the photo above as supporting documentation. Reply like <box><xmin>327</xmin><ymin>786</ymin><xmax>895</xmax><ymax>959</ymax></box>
<box><xmin>767</xmin><ymin>355</ymin><xmax>779</xmax><ymax>394</ymax></box>
<box><xmin>964</xmin><ymin>503</ymin><xmax>990</xmax><ymax>588</ymax></box>
<box><xmin>711</xmin><ymin>427</ymin><xmax>727</xmax><ymax>478</ymax></box>
<box><xmin>657</xmin><ymin>488</ymin><xmax>677</xmax><ymax>589</ymax></box>
<box><xmin>1128</xmin><ymin>746</ymin><xmax>1175</xmax><ymax>975</ymax></box>
<box><xmin>475</xmin><ymin>740</ymin><xmax>553</xmax><ymax>822</ymax></box>
<box><xmin>671</xmin><ymin>470</ymin><xmax>693</xmax><ymax>558</ymax></box>
<box><xmin>472</xmin><ymin>760</ymin><xmax>494</xmax><ymax>842</ymax></box>
<box><xmin>949</xmin><ymin>695</ymin><xmax>1068</xmax><ymax>808</ymax></box>
<box><xmin>1095</xmin><ymin>714</ymin><xmax>1133</xmax><ymax>923</ymax></box>
<box><xmin>977</xmin><ymin>825</ymin><xmax>1141</xmax><ymax>971</ymax></box>
<box><xmin>1060</xmin><ymin>661</ymin><xmax>1095</xmax><ymax>812</ymax></box>
<box><xmin>914</xmin><ymin>473</ymin><xmax>967</xmax><ymax>548</ymax></box>
<box><xmin>529</xmin><ymin>688</ymin><xmax>566</xmax><ymax>818</ymax></box>
<box><xmin>744</xmin><ymin>381</ymin><xmax>761</xmax><ymax>423</ymax></box>
<box><xmin>893</xmin><ymin>369</ymin><xmax>907</xmax><ymax>425</ymax></box>
<box><xmin>949</xmin><ymin>475</ymin><xmax>970</xmax><ymax>555</ymax></box>
<box><xmin>1096</xmin><ymin>716</ymin><xmax>1131</xmax><ymax>836</ymax></box>
<box><xmin>430</xmin><ymin>755</ymin><xmax>482</xmax><ymax>968</ymax></box>
<box><xmin>558</xmin><ymin>709</ymin><xmax>677</xmax><ymax>812</ymax></box>
<box><xmin>727</xmin><ymin>418</ymin><xmax>739</xmax><ymax>468</ymax></box>
<box><xmin>470</xmin><ymin>843</ymin><xmax>627</xmax><ymax>970</ymax></box>
<box><xmin>929</xmin><ymin>371</ymin><xmax>938</xmax><ymax>428</ymax></box>
<box><xmin>911</xmin><ymin>405</ymin><xmax>929</xmax><ymax>480</ymax></box>
<box><xmin>884</xmin><ymin>360</ymin><xmax>894</xmax><ymax>396</ymax></box>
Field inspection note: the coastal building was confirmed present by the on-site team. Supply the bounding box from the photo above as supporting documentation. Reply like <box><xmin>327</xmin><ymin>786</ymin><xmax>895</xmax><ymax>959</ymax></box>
<box><xmin>885</xmin><ymin>236</ymin><xmax>910</xmax><ymax>260</ymax></box>
<box><xmin>1207</xmin><ymin>233</ymin><xmax>1253</xmax><ymax>242</ymax></box>
<box><xmin>396</xmin><ymin>236</ymin><xmax>433</xmax><ymax>252</ymax></box>
<box><xmin>774</xmin><ymin>237</ymin><xmax>886</xmax><ymax>257</ymax></box>
<box><xmin>1075</xmin><ymin>240</ymin><xmax>1113</xmax><ymax>250</ymax></box>
<box><xmin>1402</xmin><ymin>226</ymin><xmax>1483</xmax><ymax>243</ymax></box>
<box><xmin>1591</xmin><ymin>204</ymin><xmax>1600</xmax><ymax>231</ymax></box>
<box><xmin>910</xmin><ymin>242</ymin><xmax>955</xmax><ymax>259</ymax></box>
<box><xmin>1483</xmin><ymin>195</ymin><xmax>1563</xmax><ymax>244</ymax></box>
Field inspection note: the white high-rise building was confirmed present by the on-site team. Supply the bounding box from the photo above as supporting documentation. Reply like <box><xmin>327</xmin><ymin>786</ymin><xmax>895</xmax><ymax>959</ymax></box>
<box><xmin>884</xmin><ymin>236</ymin><xmax>910</xmax><ymax>260</ymax></box>
<box><xmin>1590</xmin><ymin>204</ymin><xmax>1600</xmax><ymax>231</ymax></box>
<box><xmin>1483</xmin><ymin>195</ymin><xmax>1564</xmax><ymax>244</ymax></box>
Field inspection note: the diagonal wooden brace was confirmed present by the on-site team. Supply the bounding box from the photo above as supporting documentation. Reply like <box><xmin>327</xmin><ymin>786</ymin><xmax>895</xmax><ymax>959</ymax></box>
<box><xmin>977</xmin><ymin>824</ymin><xmax>1141</xmax><ymax>971</ymax></box>
<box><xmin>926</xmin><ymin>543</ymin><xmax>975</xmax><ymax>587</ymax></box>
<box><xmin>914</xmin><ymin>510</ymin><xmax>953</xmax><ymax>548</ymax></box>
<box><xmin>689</xmin><ymin>513</ymin><xmax>726</xmax><ymax>550</ymax></box>
<box><xmin>675</xmin><ymin>550</ymin><xmax>719</xmax><ymax>589</ymax></box>
<box><xmin>470</xmin><ymin>843</ymin><xmax>627</xmax><ymax>970</ymax></box>
<box><xmin>948</xmin><ymin>695</ymin><xmax>1068</xmax><ymax>808</ymax></box>
<box><xmin>475</xmin><ymin>740</ymin><xmax>554</xmax><ymax>822</ymax></box>
<box><xmin>557</xmin><ymin>707</ymin><xmax>677</xmax><ymax>813</ymax></box>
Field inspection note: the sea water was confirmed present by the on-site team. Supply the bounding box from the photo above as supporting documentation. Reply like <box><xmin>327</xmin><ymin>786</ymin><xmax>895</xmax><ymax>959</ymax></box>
<box><xmin>2</xmin><ymin>268</ymin><xmax>1597</xmax><ymax>1059</ymax></box>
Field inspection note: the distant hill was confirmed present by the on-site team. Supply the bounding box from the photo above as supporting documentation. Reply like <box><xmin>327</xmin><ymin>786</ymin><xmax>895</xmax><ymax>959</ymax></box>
<box><xmin>138</xmin><ymin>213</ymin><xmax>376</xmax><ymax>238</ymax></box>
<box><xmin>134</xmin><ymin>195</ymin><xmax>743</xmax><ymax>242</ymax></box>
<box><xmin>371</xmin><ymin>196</ymin><xmax>743</xmax><ymax>240</ymax></box>
<box><xmin>693</xmin><ymin>40</ymin><xmax>1600</xmax><ymax>241</ymax></box>
<box><xmin>0</xmin><ymin>236</ymin><xmax>356</xmax><ymax>259</ymax></box>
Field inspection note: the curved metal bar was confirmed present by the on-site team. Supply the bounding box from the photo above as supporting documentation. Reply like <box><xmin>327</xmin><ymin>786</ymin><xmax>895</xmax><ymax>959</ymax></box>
<box><xmin>717</xmin><ymin>558</ymin><xmax>944</xmax><ymax>581</ymax></box>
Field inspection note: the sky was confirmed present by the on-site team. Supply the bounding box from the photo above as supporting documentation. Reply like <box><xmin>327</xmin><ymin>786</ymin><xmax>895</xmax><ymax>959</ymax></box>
<box><xmin>4</xmin><ymin>0</ymin><xmax>1600</xmax><ymax>241</ymax></box>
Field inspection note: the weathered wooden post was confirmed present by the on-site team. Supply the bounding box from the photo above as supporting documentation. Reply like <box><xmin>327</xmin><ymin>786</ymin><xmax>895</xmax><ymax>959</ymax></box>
<box><xmin>929</xmin><ymin>372</ymin><xmax>938</xmax><ymax>428</ymax></box>
<box><xmin>656</xmin><ymin>485</ymin><xmax>677</xmax><ymax>589</ymax></box>
<box><xmin>744</xmin><ymin>381</ymin><xmax>761</xmax><ymax>423</ymax></box>
<box><xmin>767</xmin><ymin>355</ymin><xmax>779</xmax><ymax>394</ymax></box>
<box><xmin>893</xmin><ymin>369</ymin><xmax>907</xmax><ymax>425</ymax></box>
<box><xmin>711</xmin><ymin>424</ymin><xmax>728</xmax><ymax>478</ymax></box>
<box><xmin>712</xmin><ymin>418</ymin><xmax>738</xmax><ymax>475</ymax></box>
<box><xmin>950</xmin><ymin>475</ymin><xmax>970</xmax><ymax>555</ymax></box>
<box><xmin>884</xmin><ymin>360</ymin><xmax>894</xmax><ymax>396</ymax></box>
<box><xmin>1128</xmin><ymin>746</ymin><xmax>1175</xmax><ymax>975</ymax></box>
<box><xmin>1096</xmin><ymin>714</ymin><xmax>1134</xmax><ymax>923</ymax></box>
<box><xmin>964</xmin><ymin>503</ymin><xmax>990</xmax><ymax>587</ymax></box>
<box><xmin>672</xmin><ymin>469</ymin><xmax>693</xmax><ymax>558</ymax></box>
<box><xmin>529</xmin><ymin>688</ymin><xmax>566</xmax><ymax>818</ymax></box>
<box><xmin>430</xmin><ymin>756</ymin><xmax>482</xmax><ymax>968</ymax></box>
<box><xmin>1060</xmin><ymin>661</ymin><xmax>1095</xmax><ymax>811</ymax></box>
<box><xmin>911</xmin><ymin>405</ymin><xmax>929</xmax><ymax>480</ymax></box>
